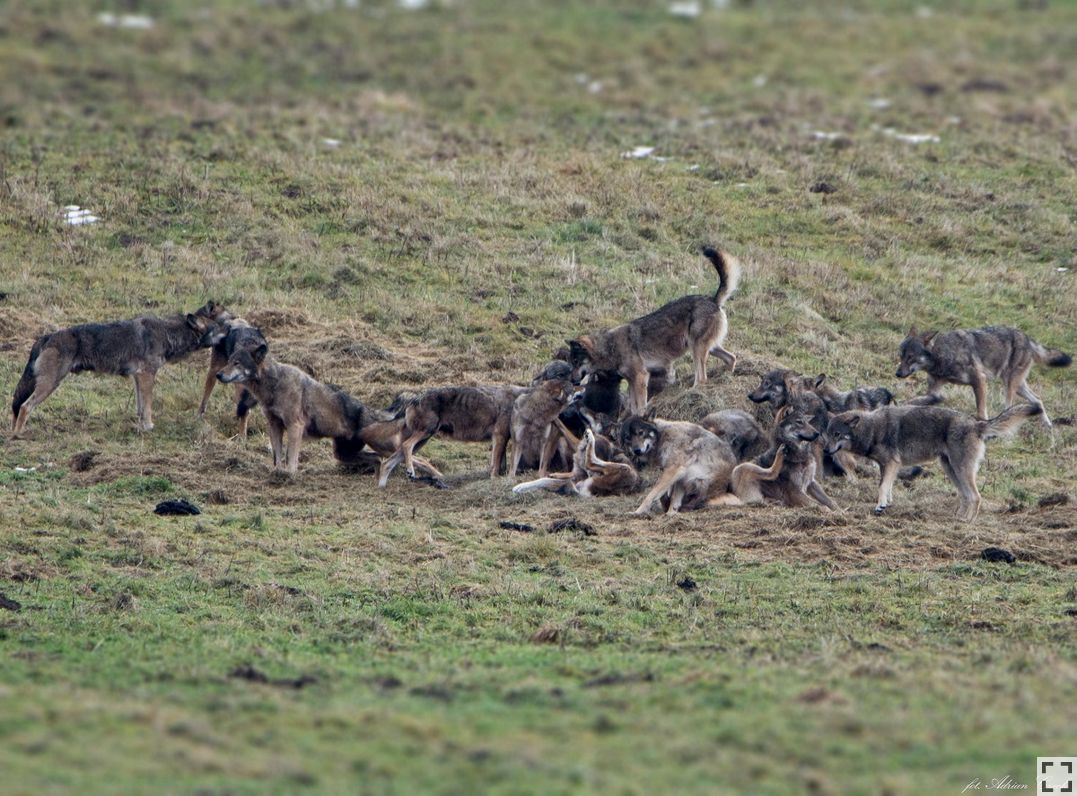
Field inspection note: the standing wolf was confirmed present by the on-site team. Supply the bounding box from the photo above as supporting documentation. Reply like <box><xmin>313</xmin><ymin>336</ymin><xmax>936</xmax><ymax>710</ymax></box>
<box><xmin>825</xmin><ymin>403</ymin><xmax>1041</xmax><ymax>522</ymax></box>
<box><xmin>896</xmin><ymin>326</ymin><xmax>1070</xmax><ymax>427</ymax></box>
<box><xmin>567</xmin><ymin>246</ymin><xmax>740</xmax><ymax>416</ymax></box>
<box><xmin>12</xmin><ymin>302</ymin><xmax>231</xmax><ymax>436</ymax></box>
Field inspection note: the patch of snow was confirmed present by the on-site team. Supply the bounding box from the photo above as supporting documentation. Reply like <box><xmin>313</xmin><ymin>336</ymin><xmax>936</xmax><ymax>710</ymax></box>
<box><xmin>1057</xmin><ymin>267</ymin><xmax>1069</xmax><ymax>273</ymax></box>
<box><xmin>322</xmin><ymin>138</ymin><xmax>342</xmax><ymax>148</ymax></box>
<box><xmin>669</xmin><ymin>1</ymin><xmax>701</xmax><ymax>18</ymax></box>
<box><xmin>868</xmin><ymin>98</ymin><xmax>892</xmax><ymax>109</ymax></box>
<box><xmin>63</xmin><ymin>206</ymin><xmax>99</xmax><ymax>226</ymax></box>
<box><xmin>811</xmin><ymin>130</ymin><xmax>845</xmax><ymax>141</ymax></box>
<box><xmin>687</xmin><ymin>164</ymin><xmax>700</xmax><ymax>172</ymax></box>
<box><xmin>14</xmin><ymin>467</ymin><xmax>37</xmax><ymax>473</ymax></box>
<box><xmin>97</xmin><ymin>12</ymin><xmax>154</xmax><ymax>29</ymax></box>
<box><xmin>622</xmin><ymin>146</ymin><xmax>656</xmax><ymax>159</ymax></box>
<box><xmin>878</xmin><ymin>127</ymin><xmax>939</xmax><ymax>144</ymax></box>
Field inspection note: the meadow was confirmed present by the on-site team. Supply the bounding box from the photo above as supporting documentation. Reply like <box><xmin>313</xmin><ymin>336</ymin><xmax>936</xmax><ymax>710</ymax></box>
<box><xmin>0</xmin><ymin>0</ymin><xmax>1075</xmax><ymax>793</ymax></box>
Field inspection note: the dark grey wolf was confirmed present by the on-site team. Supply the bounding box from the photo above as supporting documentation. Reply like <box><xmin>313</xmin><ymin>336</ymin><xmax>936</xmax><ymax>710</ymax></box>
<box><xmin>620</xmin><ymin>412</ymin><xmax>739</xmax><ymax>514</ymax></box>
<box><xmin>12</xmin><ymin>302</ymin><xmax>231</xmax><ymax>436</ymax></box>
<box><xmin>825</xmin><ymin>403</ymin><xmax>1041</xmax><ymax>521</ymax></box>
<box><xmin>198</xmin><ymin>317</ymin><xmax>267</xmax><ymax>437</ymax></box>
<box><xmin>509</xmin><ymin>377</ymin><xmax>576</xmax><ymax>477</ymax></box>
<box><xmin>699</xmin><ymin>409</ymin><xmax>767</xmax><ymax>462</ymax></box>
<box><xmin>897</xmin><ymin>325</ymin><xmax>1070</xmax><ymax>427</ymax></box>
<box><xmin>807</xmin><ymin>373</ymin><xmax>894</xmax><ymax>413</ymax></box>
<box><xmin>513</xmin><ymin>427</ymin><xmax>641</xmax><ymax>498</ymax></box>
<box><xmin>567</xmin><ymin>246</ymin><xmax>739</xmax><ymax>416</ymax></box>
<box><xmin>377</xmin><ymin>385</ymin><xmax>526</xmax><ymax>486</ymax></box>
<box><xmin>215</xmin><ymin>343</ymin><xmax>372</xmax><ymax>475</ymax></box>
<box><xmin>726</xmin><ymin>406</ymin><xmax>837</xmax><ymax>510</ymax></box>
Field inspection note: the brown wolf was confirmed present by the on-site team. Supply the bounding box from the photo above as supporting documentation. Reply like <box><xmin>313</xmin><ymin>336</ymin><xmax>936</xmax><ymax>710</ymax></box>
<box><xmin>509</xmin><ymin>377</ymin><xmax>576</xmax><ymax>477</ymax></box>
<box><xmin>198</xmin><ymin>317</ymin><xmax>267</xmax><ymax>437</ymax></box>
<box><xmin>567</xmin><ymin>246</ymin><xmax>740</xmax><ymax>416</ymax></box>
<box><xmin>332</xmin><ymin>394</ymin><xmax>442</xmax><ymax>482</ymax></box>
<box><xmin>12</xmin><ymin>302</ymin><xmax>231</xmax><ymax>436</ymax></box>
<box><xmin>512</xmin><ymin>427</ymin><xmax>641</xmax><ymax>498</ymax></box>
<box><xmin>377</xmin><ymin>385</ymin><xmax>526</xmax><ymax>487</ymax></box>
<box><xmin>724</xmin><ymin>406</ymin><xmax>837</xmax><ymax>510</ymax></box>
<box><xmin>215</xmin><ymin>343</ymin><xmax>372</xmax><ymax>475</ymax></box>
<box><xmin>896</xmin><ymin>326</ymin><xmax>1070</xmax><ymax>427</ymax></box>
<box><xmin>825</xmin><ymin>403</ymin><xmax>1041</xmax><ymax>521</ymax></box>
<box><xmin>620</xmin><ymin>412</ymin><xmax>739</xmax><ymax>514</ymax></box>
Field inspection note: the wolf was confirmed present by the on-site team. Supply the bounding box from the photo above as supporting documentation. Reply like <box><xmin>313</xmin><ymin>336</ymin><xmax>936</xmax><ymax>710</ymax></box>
<box><xmin>198</xmin><ymin>317</ymin><xmax>268</xmax><ymax>437</ymax></box>
<box><xmin>12</xmin><ymin>302</ymin><xmax>231</xmax><ymax>436</ymax></box>
<box><xmin>512</xmin><ymin>427</ymin><xmax>641</xmax><ymax>498</ymax></box>
<box><xmin>215</xmin><ymin>343</ymin><xmax>373</xmax><ymax>475</ymax></box>
<box><xmin>896</xmin><ymin>326</ymin><xmax>1070</xmax><ymax>427</ymax></box>
<box><xmin>567</xmin><ymin>246</ymin><xmax>740</xmax><ymax>416</ymax></box>
<box><xmin>620</xmin><ymin>412</ymin><xmax>740</xmax><ymax>514</ymax></box>
<box><xmin>725</xmin><ymin>406</ymin><xmax>837</xmax><ymax>510</ymax></box>
<box><xmin>825</xmin><ymin>403</ymin><xmax>1042</xmax><ymax>521</ymax></box>
<box><xmin>331</xmin><ymin>393</ymin><xmax>442</xmax><ymax>482</ymax></box>
<box><xmin>509</xmin><ymin>377</ymin><xmax>576</xmax><ymax>477</ymax></box>
<box><xmin>377</xmin><ymin>385</ymin><xmax>527</xmax><ymax>487</ymax></box>
<box><xmin>806</xmin><ymin>373</ymin><xmax>894</xmax><ymax>413</ymax></box>
<box><xmin>698</xmin><ymin>408</ymin><xmax>768</xmax><ymax>462</ymax></box>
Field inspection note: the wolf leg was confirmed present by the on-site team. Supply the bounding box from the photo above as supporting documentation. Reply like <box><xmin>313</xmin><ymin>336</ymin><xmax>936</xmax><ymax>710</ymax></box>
<box><xmin>874</xmin><ymin>460</ymin><xmax>900</xmax><ymax>514</ymax></box>
<box><xmin>1016</xmin><ymin>382</ymin><xmax>1051</xmax><ymax>429</ymax></box>
<box><xmin>134</xmin><ymin>372</ymin><xmax>156</xmax><ymax>432</ymax></box>
<box><xmin>284</xmin><ymin>422</ymin><xmax>303</xmax><ymax>475</ymax></box>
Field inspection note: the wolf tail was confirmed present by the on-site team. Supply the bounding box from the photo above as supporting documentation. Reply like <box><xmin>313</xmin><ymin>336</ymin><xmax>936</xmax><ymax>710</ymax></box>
<box><xmin>977</xmin><ymin>403</ymin><xmax>1042</xmax><ymax>441</ymax></box>
<box><xmin>12</xmin><ymin>336</ymin><xmax>45</xmax><ymax>428</ymax></box>
<box><xmin>702</xmin><ymin>246</ymin><xmax>741</xmax><ymax>306</ymax></box>
<box><xmin>1031</xmin><ymin>340</ymin><xmax>1072</xmax><ymax>368</ymax></box>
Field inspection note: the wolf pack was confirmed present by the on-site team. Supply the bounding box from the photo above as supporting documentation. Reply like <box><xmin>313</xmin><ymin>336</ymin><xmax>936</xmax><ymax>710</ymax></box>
<box><xmin>10</xmin><ymin>247</ymin><xmax>1071</xmax><ymax>523</ymax></box>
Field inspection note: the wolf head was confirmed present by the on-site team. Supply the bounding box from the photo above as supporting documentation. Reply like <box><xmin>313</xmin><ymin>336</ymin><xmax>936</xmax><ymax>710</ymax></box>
<box><xmin>188</xmin><ymin>302</ymin><xmax>233</xmax><ymax>347</ymax></box>
<box><xmin>749</xmin><ymin>369</ymin><xmax>797</xmax><ymax>406</ymax></box>
<box><xmin>216</xmin><ymin>343</ymin><xmax>268</xmax><ymax>384</ymax></box>
<box><xmin>896</xmin><ymin>328</ymin><xmax>937</xmax><ymax>378</ymax></box>
<box><xmin>775</xmin><ymin>407</ymin><xmax>820</xmax><ymax>446</ymax></box>
<box><xmin>619</xmin><ymin>410</ymin><xmax>659</xmax><ymax>460</ymax></box>
<box><xmin>565</xmin><ymin>337</ymin><xmax>597</xmax><ymax>383</ymax></box>
<box><xmin>824</xmin><ymin>412</ymin><xmax>861</xmax><ymax>456</ymax></box>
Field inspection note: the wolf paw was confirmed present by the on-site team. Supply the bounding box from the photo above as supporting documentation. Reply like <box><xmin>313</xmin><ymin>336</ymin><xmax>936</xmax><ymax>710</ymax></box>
<box><xmin>873</xmin><ymin>505</ymin><xmax>888</xmax><ymax>515</ymax></box>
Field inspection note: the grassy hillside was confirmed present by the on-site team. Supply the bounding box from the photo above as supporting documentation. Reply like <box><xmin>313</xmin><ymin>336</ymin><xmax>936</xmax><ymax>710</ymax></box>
<box><xmin>0</xmin><ymin>1</ymin><xmax>1074</xmax><ymax>793</ymax></box>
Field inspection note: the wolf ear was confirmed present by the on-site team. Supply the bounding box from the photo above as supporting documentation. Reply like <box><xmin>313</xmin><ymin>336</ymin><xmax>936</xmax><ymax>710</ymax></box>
<box><xmin>814</xmin><ymin>373</ymin><xmax>827</xmax><ymax>389</ymax></box>
<box><xmin>907</xmin><ymin>326</ymin><xmax>918</xmax><ymax>338</ymax></box>
<box><xmin>186</xmin><ymin>313</ymin><xmax>203</xmax><ymax>330</ymax></box>
<box><xmin>846</xmin><ymin>415</ymin><xmax>861</xmax><ymax>428</ymax></box>
<box><xmin>921</xmin><ymin>330</ymin><xmax>937</xmax><ymax>344</ymax></box>
<box><xmin>643</xmin><ymin>405</ymin><xmax>658</xmax><ymax>422</ymax></box>
<box><xmin>774</xmin><ymin>405</ymin><xmax>790</xmax><ymax>423</ymax></box>
<box><xmin>252</xmin><ymin>343</ymin><xmax>268</xmax><ymax>364</ymax></box>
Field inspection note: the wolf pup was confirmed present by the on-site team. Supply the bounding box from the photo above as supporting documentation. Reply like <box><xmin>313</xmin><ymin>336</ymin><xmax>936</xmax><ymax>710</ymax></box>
<box><xmin>215</xmin><ymin>343</ymin><xmax>370</xmax><ymax>475</ymax></box>
<box><xmin>825</xmin><ymin>403</ymin><xmax>1041</xmax><ymax>522</ymax></box>
<box><xmin>897</xmin><ymin>326</ymin><xmax>1070</xmax><ymax>427</ymax></box>
<box><xmin>12</xmin><ymin>302</ymin><xmax>231</xmax><ymax>436</ymax></box>
<box><xmin>377</xmin><ymin>385</ymin><xmax>527</xmax><ymax>487</ymax></box>
<box><xmin>567</xmin><ymin>246</ymin><xmax>740</xmax><ymax>416</ymax></box>
<box><xmin>621</xmin><ymin>411</ymin><xmax>740</xmax><ymax>514</ymax></box>
<box><xmin>198</xmin><ymin>317</ymin><xmax>268</xmax><ymax>437</ymax></box>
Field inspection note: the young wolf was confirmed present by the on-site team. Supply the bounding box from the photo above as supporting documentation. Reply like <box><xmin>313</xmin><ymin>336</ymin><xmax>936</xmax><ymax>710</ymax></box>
<box><xmin>513</xmin><ymin>427</ymin><xmax>641</xmax><ymax>498</ymax></box>
<box><xmin>377</xmin><ymin>385</ymin><xmax>527</xmax><ymax>487</ymax></box>
<box><xmin>198</xmin><ymin>317</ymin><xmax>268</xmax><ymax>437</ymax></box>
<box><xmin>12</xmin><ymin>302</ymin><xmax>230</xmax><ymax>436</ymax></box>
<box><xmin>215</xmin><ymin>343</ymin><xmax>371</xmax><ymax>475</ymax></box>
<box><xmin>725</xmin><ymin>407</ymin><xmax>837</xmax><ymax>510</ymax></box>
<box><xmin>567</xmin><ymin>246</ymin><xmax>740</xmax><ymax>416</ymax></box>
<box><xmin>509</xmin><ymin>377</ymin><xmax>576</xmax><ymax>477</ymax></box>
<box><xmin>825</xmin><ymin>403</ymin><xmax>1042</xmax><ymax>522</ymax></box>
<box><xmin>897</xmin><ymin>326</ymin><xmax>1070</xmax><ymax>427</ymax></box>
<box><xmin>806</xmin><ymin>373</ymin><xmax>894</xmax><ymax>413</ymax></box>
<box><xmin>620</xmin><ymin>413</ymin><xmax>739</xmax><ymax>514</ymax></box>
